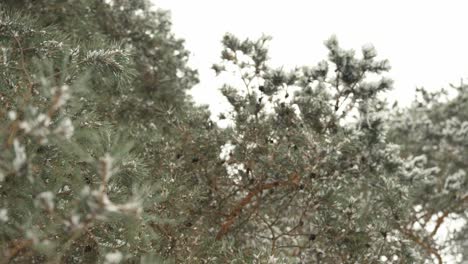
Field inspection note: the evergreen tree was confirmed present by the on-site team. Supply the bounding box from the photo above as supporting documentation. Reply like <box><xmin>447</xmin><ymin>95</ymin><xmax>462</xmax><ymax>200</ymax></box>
<box><xmin>209</xmin><ymin>34</ymin><xmax>417</xmax><ymax>263</ymax></box>
<box><xmin>389</xmin><ymin>84</ymin><xmax>468</xmax><ymax>263</ymax></box>
<box><xmin>0</xmin><ymin>1</ymin><xmax>465</xmax><ymax>263</ymax></box>
<box><xmin>0</xmin><ymin>1</ymin><xmax>213</xmax><ymax>263</ymax></box>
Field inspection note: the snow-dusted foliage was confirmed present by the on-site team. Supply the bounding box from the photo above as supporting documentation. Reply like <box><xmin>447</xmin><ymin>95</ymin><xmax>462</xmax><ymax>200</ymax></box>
<box><xmin>1</xmin><ymin>1</ymin><xmax>467</xmax><ymax>263</ymax></box>
<box><xmin>210</xmin><ymin>33</ymin><xmax>421</xmax><ymax>263</ymax></box>
<box><xmin>389</xmin><ymin>84</ymin><xmax>468</xmax><ymax>263</ymax></box>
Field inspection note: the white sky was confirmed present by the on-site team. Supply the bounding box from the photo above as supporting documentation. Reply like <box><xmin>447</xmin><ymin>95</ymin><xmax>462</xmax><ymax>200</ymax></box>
<box><xmin>154</xmin><ymin>0</ymin><xmax>468</xmax><ymax>117</ymax></box>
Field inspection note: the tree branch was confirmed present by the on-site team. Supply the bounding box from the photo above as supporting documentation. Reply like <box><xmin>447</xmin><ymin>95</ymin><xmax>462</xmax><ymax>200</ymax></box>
<box><xmin>216</xmin><ymin>175</ymin><xmax>299</xmax><ymax>240</ymax></box>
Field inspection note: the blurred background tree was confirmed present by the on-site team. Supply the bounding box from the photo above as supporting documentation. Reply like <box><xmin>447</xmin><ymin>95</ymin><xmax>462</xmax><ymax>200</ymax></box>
<box><xmin>389</xmin><ymin>84</ymin><xmax>468</xmax><ymax>263</ymax></box>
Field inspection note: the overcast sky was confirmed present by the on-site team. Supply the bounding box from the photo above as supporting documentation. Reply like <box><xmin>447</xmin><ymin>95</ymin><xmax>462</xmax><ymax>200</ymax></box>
<box><xmin>154</xmin><ymin>0</ymin><xmax>468</xmax><ymax>117</ymax></box>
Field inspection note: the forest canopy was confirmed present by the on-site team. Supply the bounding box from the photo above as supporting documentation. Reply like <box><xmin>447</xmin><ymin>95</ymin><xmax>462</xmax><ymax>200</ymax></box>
<box><xmin>0</xmin><ymin>1</ymin><xmax>467</xmax><ymax>263</ymax></box>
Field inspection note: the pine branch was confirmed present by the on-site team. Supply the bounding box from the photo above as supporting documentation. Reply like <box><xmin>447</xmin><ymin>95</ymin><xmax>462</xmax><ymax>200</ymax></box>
<box><xmin>216</xmin><ymin>173</ymin><xmax>300</xmax><ymax>240</ymax></box>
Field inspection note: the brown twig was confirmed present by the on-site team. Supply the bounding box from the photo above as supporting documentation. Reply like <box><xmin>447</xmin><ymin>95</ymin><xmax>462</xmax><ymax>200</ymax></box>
<box><xmin>430</xmin><ymin>210</ymin><xmax>450</xmax><ymax>237</ymax></box>
<box><xmin>12</xmin><ymin>34</ymin><xmax>33</xmax><ymax>96</ymax></box>
<box><xmin>1</xmin><ymin>239</ymin><xmax>33</xmax><ymax>264</ymax></box>
<box><xmin>215</xmin><ymin>175</ymin><xmax>298</xmax><ymax>240</ymax></box>
<box><xmin>398</xmin><ymin>227</ymin><xmax>442</xmax><ymax>264</ymax></box>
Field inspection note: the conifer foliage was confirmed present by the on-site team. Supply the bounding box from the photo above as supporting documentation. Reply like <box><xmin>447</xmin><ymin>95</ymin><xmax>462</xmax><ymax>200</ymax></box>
<box><xmin>389</xmin><ymin>85</ymin><xmax>468</xmax><ymax>263</ymax></box>
<box><xmin>0</xmin><ymin>1</ymin><xmax>466</xmax><ymax>263</ymax></box>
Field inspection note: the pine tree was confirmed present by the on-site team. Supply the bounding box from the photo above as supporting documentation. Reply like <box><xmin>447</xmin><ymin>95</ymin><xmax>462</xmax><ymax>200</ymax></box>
<box><xmin>1</xmin><ymin>1</ymin><xmax>465</xmax><ymax>263</ymax></box>
<box><xmin>389</xmin><ymin>83</ymin><xmax>468</xmax><ymax>263</ymax></box>
<box><xmin>209</xmin><ymin>34</ymin><xmax>419</xmax><ymax>263</ymax></box>
<box><xmin>0</xmin><ymin>1</ymin><xmax>212</xmax><ymax>263</ymax></box>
